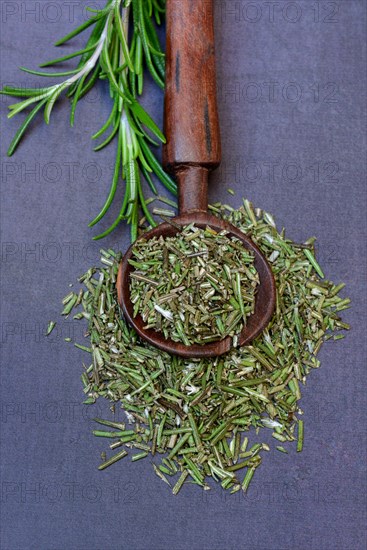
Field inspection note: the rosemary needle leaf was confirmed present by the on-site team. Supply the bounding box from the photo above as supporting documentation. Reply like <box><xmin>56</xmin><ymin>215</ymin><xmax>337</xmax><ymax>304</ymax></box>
<box><xmin>114</xmin><ymin>3</ymin><xmax>134</xmax><ymax>72</ymax></box>
<box><xmin>89</xmin><ymin>136</ymin><xmax>121</xmax><ymax>228</ymax></box>
<box><xmin>130</xmin><ymin>100</ymin><xmax>165</xmax><ymax>142</ymax></box>
<box><xmin>1</xmin><ymin>86</ymin><xmax>52</xmax><ymax>98</ymax></box>
<box><xmin>70</xmin><ymin>74</ymin><xmax>88</xmax><ymax>127</ymax></box>
<box><xmin>141</xmin><ymin>164</ymin><xmax>158</xmax><ymax>195</ymax></box>
<box><xmin>138</xmin><ymin>183</ymin><xmax>157</xmax><ymax>228</ymax></box>
<box><xmin>136</xmin><ymin>0</ymin><xmax>165</xmax><ymax>89</ymax></box>
<box><xmin>39</xmin><ymin>44</ymin><xmax>98</xmax><ymax>68</ymax></box>
<box><xmin>7</xmin><ymin>99</ymin><xmax>47</xmax><ymax>156</ymax></box>
<box><xmin>101</xmin><ymin>45</ymin><xmax>130</xmax><ymax>103</ymax></box>
<box><xmin>54</xmin><ymin>16</ymin><xmax>100</xmax><ymax>47</ymax></box>
<box><xmin>76</xmin><ymin>65</ymin><xmax>101</xmax><ymax>102</ymax></box>
<box><xmin>93</xmin><ymin>121</ymin><xmax>120</xmax><ymax>151</ymax></box>
<box><xmin>19</xmin><ymin>66</ymin><xmax>80</xmax><ymax>78</ymax></box>
<box><xmin>139</xmin><ymin>138</ymin><xmax>177</xmax><ymax>195</ymax></box>
<box><xmin>44</xmin><ymin>85</ymin><xmax>66</xmax><ymax>124</ymax></box>
<box><xmin>92</xmin><ymin>103</ymin><xmax>118</xmax><ymax>140</ymax></box>
<box><xmin>92</xmin><ymin>208</ymin><xmax>127</xmax><ymax>241</ymax></box>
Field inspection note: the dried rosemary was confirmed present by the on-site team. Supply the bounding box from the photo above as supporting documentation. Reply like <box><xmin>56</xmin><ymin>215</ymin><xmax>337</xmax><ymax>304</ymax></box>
<box><xmin>62</xmin><ymin>199</ymin><xmax>350</xmax><ymax>495</ymax></box>
<box><xmin>129</xmin><ymin>224</ymin><xmax>259</xmax><ymax>345</ymax></box>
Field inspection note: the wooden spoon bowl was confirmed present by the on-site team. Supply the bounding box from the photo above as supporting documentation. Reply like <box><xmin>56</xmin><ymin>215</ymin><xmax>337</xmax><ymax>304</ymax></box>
<box><xmin>117</xmin><ymin>209</ymin><xmax>276</xmax><ymax>358</ymax></box>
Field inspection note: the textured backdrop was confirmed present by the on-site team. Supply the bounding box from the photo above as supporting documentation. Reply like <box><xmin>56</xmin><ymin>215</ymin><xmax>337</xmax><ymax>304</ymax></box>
<box><xmin>0</xmin><ymin>1</ymin><xmax>366</xmax><ymax>549</ymax></box>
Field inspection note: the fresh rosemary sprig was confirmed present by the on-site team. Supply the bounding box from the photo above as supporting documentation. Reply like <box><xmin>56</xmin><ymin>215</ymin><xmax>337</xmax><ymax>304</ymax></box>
<box><xmin>1</xmin><ymin>0</ymin><xmax>176</xmax><ymax>241</ymax></box>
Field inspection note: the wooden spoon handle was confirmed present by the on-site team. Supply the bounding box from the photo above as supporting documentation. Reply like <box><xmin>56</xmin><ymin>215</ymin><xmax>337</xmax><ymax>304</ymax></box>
<box><xmin>163</xmin><ymin>0</ymin><xmax>221</xmax><ymax>213</ymax></box>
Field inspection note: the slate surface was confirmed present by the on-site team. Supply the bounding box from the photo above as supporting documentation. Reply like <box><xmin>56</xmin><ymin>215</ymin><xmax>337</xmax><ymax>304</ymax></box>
<box><xmin>0</xmin><ymin>1</ymin><xmax>366</xmax><ymax>549</ymax></box>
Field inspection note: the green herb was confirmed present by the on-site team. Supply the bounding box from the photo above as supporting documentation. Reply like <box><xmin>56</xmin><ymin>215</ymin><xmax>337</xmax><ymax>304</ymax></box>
<box><xmin>129</xmin><ymin>224</ymin><xmax>259</xmax><ymax>345</ymax></box>
<box><xmin>46</xmin><ymin>321</ymin><xmax>56</xmax><ymax>336</ymax></box>
<box><xmin>62</xmin><ymin>199</ymin><xmax>350</xmax><ymax>495</ymax></box>
<box><xmin>172</xmin><ymin>471</ymin><xmax>189</xmax><ymax>495</ymax></box>
<box><xmin>297</xmin><ymin>419</ymin><xmax>304</xmax><ymax>452</ymax></box>
<box><xmin>93</xmin><ymin>417</ymin><xmax>125</xmax><ymax>429</ymax></box>
<box><xmin>1</xmin><ymin>0</ymin><xmax>176</xmax><ymax>241</ymax></box>
<box><xmin>132</xmin><ymin>451</ymin><xmax>148</xmax><ymax>461</ymax></box>
<box><xmin>98</xmin><ymin>449</ymin><xmax>128</xmax><ymax>470</ymax></box>
<box><xmin>242</xmin><ymin>466</ymin><xmax>257</xmax><ymax>492</ymax></box>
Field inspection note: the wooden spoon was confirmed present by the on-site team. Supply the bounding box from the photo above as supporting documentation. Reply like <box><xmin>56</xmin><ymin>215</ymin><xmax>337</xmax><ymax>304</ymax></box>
<box><xmin>117</xmin><ymin>0</ymin><xmax>276</xmax><ymax>358</ymax></box>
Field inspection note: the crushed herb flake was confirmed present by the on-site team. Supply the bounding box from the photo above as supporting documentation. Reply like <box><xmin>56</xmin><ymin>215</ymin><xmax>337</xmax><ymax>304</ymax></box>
<box><xmin>129</xmin><ymin>224</ymin><xmax>259</xmax><ymax>345</ymax></box>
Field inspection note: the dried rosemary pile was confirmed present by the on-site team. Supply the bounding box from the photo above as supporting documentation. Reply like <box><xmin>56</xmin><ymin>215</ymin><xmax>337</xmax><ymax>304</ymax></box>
<box><xmin>129</xmin><ymin>225</ymin><xmax>259</xmax><ymax>345</ymax></box>
<box><xmin>61</xmin><ymin>199</ymin><xmax>350</xmax><ymax>495</ymax></box>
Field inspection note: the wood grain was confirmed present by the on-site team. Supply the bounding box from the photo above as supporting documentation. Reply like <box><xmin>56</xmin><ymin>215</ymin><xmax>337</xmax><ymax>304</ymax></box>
<box><xmin>163</xmin><ymin>0</ymin><xmax>221</xmax><ymax>213</ymax></box>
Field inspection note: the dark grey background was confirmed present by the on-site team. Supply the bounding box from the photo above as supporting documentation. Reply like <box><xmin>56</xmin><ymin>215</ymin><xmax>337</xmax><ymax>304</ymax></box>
<box><xmin>1</xmin><ymin>1</ymin><xmax>366</xmax><ymax>549</ymax></box>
